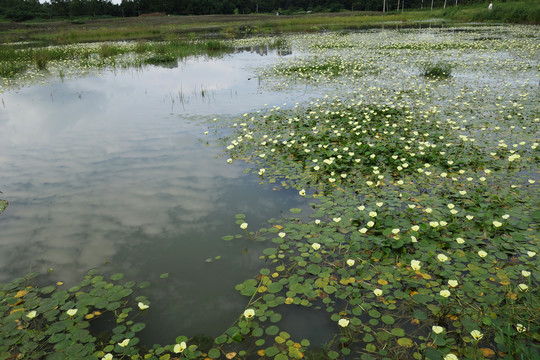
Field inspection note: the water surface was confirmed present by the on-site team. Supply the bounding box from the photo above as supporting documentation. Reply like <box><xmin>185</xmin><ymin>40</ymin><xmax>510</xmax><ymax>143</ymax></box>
<box><xmin>0</xmin><ymin>48</ymin><xmax>321</xmax><ymax>344</ymax></box>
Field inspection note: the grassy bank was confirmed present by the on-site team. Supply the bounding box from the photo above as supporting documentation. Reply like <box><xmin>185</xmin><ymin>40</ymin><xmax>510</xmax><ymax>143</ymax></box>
<box><xmin>0</xmin><ymin>1</ymin><xmax>537</xmax><ymax>83</ymax></box>
<box><xmin>0</xmin><ymin>2</ymin><xmax>538</xmax><ymax>46</ymax></box>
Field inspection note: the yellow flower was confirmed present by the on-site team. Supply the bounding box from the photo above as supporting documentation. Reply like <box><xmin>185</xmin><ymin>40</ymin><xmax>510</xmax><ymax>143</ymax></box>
<box><xmin>410</xmin><ymin>260</ymin><xmax>421</xmax><ymax>271</ymax></box>
<box><xmin>516</xmin><ymin>324</ymin><xmax>526</xmax><ymax>333</ymax></box>
<box><xmin>373</xmin><ymin>288</ymin><xmax>383</xmax><ymax>296</ymax></box>
<box><xmin>470</xmin><ymin>330</ymin><xmax>483</xmax><ymax>340</ymax></box>
<box><xmin>432</xmin><ymin>325</ymin><xmax>444</xmax><ymax>334</ymax></box>
<box><xmin>437</xmin><ymin>254</ymin><xmax>449</xmax><ymax>262</ymax></box>
<box><xmin>338</xmin><ymin>318</ymin><xmax>349</xmax><ymax>327</ymax></box>
<box><xmin>174</xmin><ymin>341</ymin><xmax>187</xmax><ymax>353</ymax></box>
<box><xmin>369</xmin><ymin>211</ymin><xmax>377</xmax><ymax>217</ymax></box>
<box><xmin>311</xmin><ymin>243</ymin><xmax>321</xmax><ymax>250</ymax></box>
<box><xmin>439</xmin><ymin>290</ymin><xmax>451</xmax><ymax>298</ymax></box>
<box><xmin>102</xmin><ymin>354</ymin><xmax>113</xmax><ymax>360</ymax></box>
<box><xmin>346</xmin><ymin>259</ymin><xmax>355</xmax><ymax>266</ymax></box>
<box><xmin>411</xmin><ymin>225</ymin><xmax>419</xmax><ymax>232</ymax></box>
<box><xmin>448</xmin><ymin>280</ymin><xmax>458</xmax><ymax>288</ymax></box>
<box><xmin>243</xmin><ymin>309</ymin><xmax>255</xmax><ymax>318</ymax></box>
<box><xmin>240</xmin><ymin>222</ymin><xmax>248</xmax><ymax>230</ymax></box>
<box><xmin>518</xmin><ymin>283</ymin><xmax>528</xmax><ymax>292</ymax></box>
<box><xmin>118</xmin><ymin>339</ymin><xmax>130</xmax><ymax>347</ymax></box>
<box><xmin>444</xmin><ymin>354</ymin><xmax>458</xmax><ymax>360</ymax></box>
<box><xmin>492</xmin><ymin>220</ymin><xmax>502</xmax><ymax>227</ymax></box>
<box><xmin>299</xmin><ymin>189</ymin><xmax>306</xmax><ymax>196</ymax></box>
<box><xmin>26</xmin><ymin>310</ymin><xmax>37</xmax><ymax>319</ymax></box>
<box><xmin>137</xmin><ymin>302</ymin><xmax>149</xmax><ymax>310</ymax></box>
<box><xmin>66</xmin><ymin>309</ymin><xmax>78</xmax><ymax>316</ymax></box>
<box><xmin>478</xmin><ymin>250</ymin><xmax>487</xmax><ymax>258</ymax></box>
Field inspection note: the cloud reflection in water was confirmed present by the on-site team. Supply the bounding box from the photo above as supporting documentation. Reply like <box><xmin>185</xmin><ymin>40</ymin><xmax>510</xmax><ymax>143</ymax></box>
<box><xmin>0</xmin><ymin>50</ymin><xmax>313</xmax><ymax>341</ymax></box>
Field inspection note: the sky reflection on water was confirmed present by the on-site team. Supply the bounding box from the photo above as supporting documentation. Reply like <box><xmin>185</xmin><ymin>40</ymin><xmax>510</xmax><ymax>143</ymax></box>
<box><xmin>0</xmin><ymin>49</ymin><xmax>320</xmax><ymax>343</ymax></box>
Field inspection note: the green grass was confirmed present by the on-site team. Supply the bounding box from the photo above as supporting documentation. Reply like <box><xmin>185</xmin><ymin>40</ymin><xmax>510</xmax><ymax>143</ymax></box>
<box><xmin>98</xmin><ymin>43</ymin><xmax>125</xmax><ymax>58</ymax></box>
<box><xmin>142</xmin><ymin>39</ymin><xmax>233</xmax><ymax>65</ymax></box>
<box><xmin>421</xmin><ymin>61</ymin><xmax>453</xmax><ymax>79</ymax></box>
<box><xmin>441</xmin><ymin>1</ymin><xmax>540</xmax><ymax>24</ymax></box>
<box><xmin>0</xmin><ymin>2</ymin><xmax>537</xmax><ymax>47</ymax></box>
<box><xmin>0</xmin><ymin>38</ymin><xmax>234</xmax><ymax>81</ymax></box>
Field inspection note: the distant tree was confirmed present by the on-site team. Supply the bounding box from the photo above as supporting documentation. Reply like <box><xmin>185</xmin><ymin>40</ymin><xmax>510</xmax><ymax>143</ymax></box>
<box><xmin>50</xmin><ymin>0</ymin><xmax>70</xmax><ymax>17</ymax></box>
<box><xmin>4</xmin><ymin>0</ymin><xmax>45</xmax><ymax>21</ymax></box>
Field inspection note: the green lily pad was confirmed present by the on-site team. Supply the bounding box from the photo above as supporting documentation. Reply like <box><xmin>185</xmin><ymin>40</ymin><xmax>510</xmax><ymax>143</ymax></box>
<box><xmin>0</xmin><ymin>200</ymin><xmax>7</xmax><ymax>214</ymax></box>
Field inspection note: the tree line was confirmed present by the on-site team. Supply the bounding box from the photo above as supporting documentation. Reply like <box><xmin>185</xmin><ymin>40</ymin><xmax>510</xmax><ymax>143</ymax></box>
<box><xmin>1</xmin><ymin>0</ymin><xmax>492</xmax><ymax>21</ymax></box>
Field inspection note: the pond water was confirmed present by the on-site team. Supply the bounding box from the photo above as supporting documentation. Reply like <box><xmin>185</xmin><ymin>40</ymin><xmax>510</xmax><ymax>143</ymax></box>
<box><xmin>1</xmin><ymin>26</ymin><xmax>538</xmax><ymax>351</ymax></box>
<box><xmin>0</xmin><ymin>47</ymin><xmax>334</xmax><ymax>344</ymax></box>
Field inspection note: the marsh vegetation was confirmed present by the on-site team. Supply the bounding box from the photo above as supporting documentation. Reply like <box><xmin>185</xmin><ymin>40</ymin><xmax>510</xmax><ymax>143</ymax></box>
<box><xmin>0</xmin><ymin>22</ymin><xmax>538</xmax><ymax>360</ymax></box>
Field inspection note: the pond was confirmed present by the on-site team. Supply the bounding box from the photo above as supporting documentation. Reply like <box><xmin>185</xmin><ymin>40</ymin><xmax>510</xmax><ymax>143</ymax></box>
<box><xmin>0</xmin><ymin>25</ymin><xmax>539</xmax><ymax>359</ymax></box>
<box><xmin>0</xmin><ymin>45</ymin><xmax>336</xmax><ymax>344</ymax></box>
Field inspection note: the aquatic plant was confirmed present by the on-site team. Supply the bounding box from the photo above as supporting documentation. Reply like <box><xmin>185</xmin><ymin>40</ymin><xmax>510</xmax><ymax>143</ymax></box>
<box><xmin>421</xmin><ymin>61</ymin><xmax>453</xmax><ymax>79</ymax></box>
<box><xmin>219</xmin><ymin>26</ymin><xmax>538</xmax><ymax>359</ymax></box>
<box><xmin>1</xmin><ymin>25</ymin><xmax>538</xmax><ymax>360</ymax></box>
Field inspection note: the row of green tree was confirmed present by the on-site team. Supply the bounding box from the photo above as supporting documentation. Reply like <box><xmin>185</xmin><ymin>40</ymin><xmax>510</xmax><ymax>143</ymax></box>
<box><xmin>0</xmin><ymin>0</ymin><xmax>493</xmax><ymax>21</ymax></box>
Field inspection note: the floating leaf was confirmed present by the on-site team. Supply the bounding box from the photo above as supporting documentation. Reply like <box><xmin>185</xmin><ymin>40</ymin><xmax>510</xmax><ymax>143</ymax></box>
<box><xmin>0</xmin><ymin>200</ymin><xmax>7</xmax><ymax>214</ymax></box>
<box><xmin>208</xmin><ymin>348</ymin><xmax>221</xmax><ymax>359</ymax></box>
<box><xmin>268</xmin><ymin>282</ymin><xmax>283</xmax><ymax>294</ymax></box>
<box><xmin>480</xmin><ymin>348</ymin><xmax>496</xmax><ymax>358</ymax></box>
<box><xmin>265</xmin><ymin>325</ymin><xmax>280</xmax><ymax>336</ymax></box>
<box><xmin>14</xmin><ymin>290</ymin><xmax>28</xmax><ymax>298</ymax></box>
<box><xmin>139</xmin><ymin>281</ymin><xmax>151</xmax><ymax>289</ymax></box>
<box><xmin>397</xmin><ymin>338</ymin><xmax>413</xmax><ymax>347</ymax></box>
<box><xmin>110</xmin><ymin>273</ymin><xmax>124</xmax><ymax>281</ymax></box>
<box><xmin>131</xmin><ymin>323</ymin><xmax>146</xmax><ymax>332</ymax></box>
<box><xmin>265</xmin><ymin>346</ymin><xmax>279</xmax><ymax>357</ymax></box>
<box><xmin>327</xmin><ymin>350</ymin><xmax>339</xmax><ymax>359</ymax></box>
